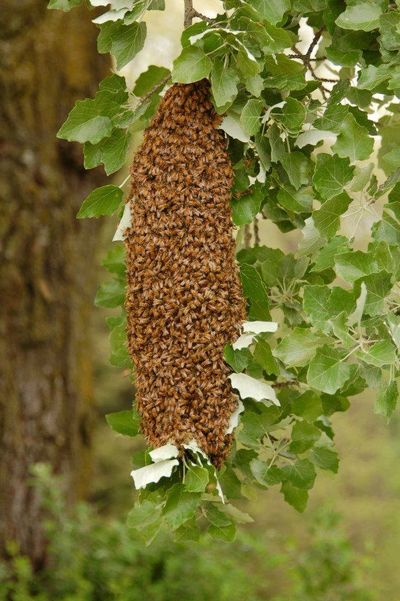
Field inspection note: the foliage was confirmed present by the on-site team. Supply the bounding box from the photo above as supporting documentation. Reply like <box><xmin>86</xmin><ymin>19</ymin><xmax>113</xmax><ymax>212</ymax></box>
<box><xmin>49</xmin><ymin>0</ymin><xmax>400</xmax><ymax>539</ymax></box>
<box><xmin>0</xmin><ymin>465</ymin><xmax>375</xmax><ymax>601</ymax></box>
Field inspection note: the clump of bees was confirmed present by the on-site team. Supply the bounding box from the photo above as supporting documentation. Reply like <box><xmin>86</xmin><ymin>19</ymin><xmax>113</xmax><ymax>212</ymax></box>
<box><xmin>124</xmin><ymin>80</ymin><xmax>246</xmax><ymax>467</ymax></box>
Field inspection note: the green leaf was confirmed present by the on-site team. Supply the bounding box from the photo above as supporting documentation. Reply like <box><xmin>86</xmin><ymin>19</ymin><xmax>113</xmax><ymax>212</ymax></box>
<box><xmin>281</xmin><ymin>151</ymin><xmax>310</xmax><ymax>190</ymax></box>
<box><xmin>275</xmin><ymin>328</ymin><xmax>327</xmax><ymax>367</ymax></box>
<box><xmin>163</xmin><ymin>485</ymin><xmax>201</xmax><ymax>530</ymax></box>
<box><xmin>102</xmin><ymin>244</ymin><xmax>125</xmax><ymax>277</ymax></box>
<box><xmin>48</xmin><ymin>0</ymin><xmax>81</xmax><ymax>9</ymax></box>
<box><xmin>232</xmin><ymin>184</ymin><xmax>264</xmax><ymax>225</ymax></box>
<box><xmin>240</xmin><ymin>99</ymin><xmax>264</xmax><ymax>136</ymax></box>
<box><xmin>373</xmin><ymin>202</ymin><xmax>400</xmax><ymax>245</ymax></box>
<box><xmin>108</xmin><ymin>315</ymin><xmax>131</xmax><ymax>368</ymax></box>
<box><xmin>289</xmin><ymin>421</ymin><xmax>321</xmax><ymax>453</ymax></box>
<box><xmin>208</xmin><ymin>522</ymin><xmax>236</xmax><ymax>542</ymax></box>
<box><xmin>57</xmin><ymin>99</ymin><xmax>113</xmax><ymax>144</ymax></box>
<box><xmin>218</xmin><ymin>469</ymin><xmax>243</xmax><ymax>500</ymax></box>
<box><xmin>310</xmin><ymin>447</ymin><xmax>339</xmax><ymax>473</ymax></box>
<box><xmin>361</xmin><ymin>271</ymin><xmax>392</xmax><ymax>316</ymax></box>
<box><xmin>98</xmin><ymin>21</ymin><xmax>147</xmax><ymax>70</ymax></box>
<box><xmin>133</xmin><ymin>65</ymin><xmax>170</xmax><ymax>96</ymax></box>
<box><xmin>387</xmin><ymin>313</ymin><xmax>400</xmax><ymax>350</ymax></box>
<box><xmin>250</xmin><ymin>460</ymin><xmax>284</xmax><ymax>487</ymax></box>
<box><xmin>211</xmin><ymin>61</ymin><xmax>239</xmax><ymax>108</ymax></box>
<box><xmin>207</xmin><ymin>505</ymin><xmax>236</xmax><ymax>541</ymax></box>
<box><xmin>243</xmin><ymin>73</ymin><xmax>264</xmax><ymax>97</ymax></box>
<box><xmin>240</xmin><ymin>264</ymin><xmax>270</xmax><ymax>320</ymax></box>
<box><xmin>172</xmin><ymin>47</ymin><xmax>212</xmax><ymax>84</ymax></box>
<box><xmin>303</xmin><ymin>285</ymin><xmax>331</xmax><ymax>327</ymax></box>
<box><xmin>335</xmin><ymin>250</ymin><xmax>380</xmax><ymax>283</ymax></box>
<box><xmin>275</xmin><ymin>98</ymin><xmax>306</xmax><ymax>135</ymax></box>
<box><xmin>357</xmin><ymin>340</ymin><xmax>396</xmax><ymax>368</ymax></box>
<box><xmin>374</xmin><ymin>381</ymin><xmax>398</xmax><ymax>420</ymax></box>
<box><xmin>311</xmin><ymin>236</ymin><xmax>349</xmax><ymax>272</ymax></box>
<box><xmin>314</xmin><ymin>103</ymin><xmax>349</xmax><ymax>134</ymax></box>
<box><xmin>238</xmin><ymin>407</ymin><xmax>281</xmax><ymax>448</ymax></box>
<box><xmin>84</xmin><ymin>129</ymin><xmax>130</xmax><ymax>175</ymax></box>
<box><xmin>277</xmin><ymin>185</ymin><xmax>313</xmax><ymax>214</ymax></box>
<box><xmin>332</xmin><ymin>114</ymin><xmax>374</xmax><ymax>163</ymax></box>
<box><xmin>292</xmin><ymin>391</ymin><xmax>322</xmax><ymax>422</ymax></box>
<box><xmin>77</xmin><ymin>185</ymin><xmax>123</xmax><ymax>219</ymax></box>
<box><xmin>95</xmin><ymin>279</ymin><xmax>125</xmax><ymax>308</ymax></box>
<box><xmin>379</xmin><ymin>12</ymin><xmax>400</xmax><ymax>51</ymax></box>
<box><xmin>307</xmin><ymin>346</ymin><xmax>352</xmax><ymax>394</ymax></box>
<box><xmin>281</xmin><ymin>482</ymin><xmax>308</xmax><ymax>512</ymax></box>
<box><xmin>313</xmin><ymin>154</ymin><xmax>354</xmax><ymax>200</ymax></box>
<box><xmin>127</xmin><ymin>500</ymin><xmax>162</xmax><ymax>531</ymax></box>
<box><xmin>206</xmin><ymin>503</ymin><xmax>233</xmax><ymax>526</ymax></box>
<box><xmin>358</xmin><ymin>64</ymin><xmax>390</xmax><ymax>90</ymax></box>
<box><xmin>336</xmin><ymin>2</ymin><xmax>382</xmax><ymax>32</ymax></box>
<box><xmin>253</xmin><ymin>338</ymin><xmax>279</xmax><ymax>375</ymax></box>
<box><xmin>224</xmin><ymin>345</ymin><xmax>251</xmax><ymax>373</ymax></box>
<box><xmin>106</xmin><ymin>409</ymin><xmax>140</xmax><ymax>437</ymax></box>
<box><xmin>184</xmin><ymin>466</ymin><xmax>209</xmax><ymax>493</ymax></box>
<box><xmin>251</xmin><ymin>0</ymin><xmax>290</xmax><ymax>25</ymax></box>
<box><xmin>313</xmin><ymin>192</ymin><xmax>351</xmax><ymax>238</ymax></box>
<box><xmin>282</xmin><ymin>459</ymin><xmax>316</xmax><ymax>489</ymax></box>
<box><xmin>264</xmin><ymin>55</ymin><xmax>306</xmax><ymax>91</ymax></box>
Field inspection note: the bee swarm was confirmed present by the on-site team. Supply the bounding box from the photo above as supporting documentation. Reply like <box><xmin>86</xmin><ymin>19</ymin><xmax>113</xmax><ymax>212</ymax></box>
<box><xmin>125</xmin><ymin>80</ymin><xmax>246</xmax><ymax>468</ymax></box>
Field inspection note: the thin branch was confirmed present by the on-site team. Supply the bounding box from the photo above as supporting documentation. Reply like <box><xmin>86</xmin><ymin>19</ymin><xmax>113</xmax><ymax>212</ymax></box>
<box><xmin>244</xmin><ymin>224</ymin><xmax>251</xmax><ymax>248</ymax></box>
<box><xmin>254</xmin><ymin>219</ymin><xmax>260</xmax><ymax>247</ymax></box>
<box><xmin>306</xmin><ymin>27</ymin><xmax>323</xmax><ymax>59</ymax></box>
<box><xmin>289</xmin><ymin>28</ymin><xmax>339</xmax><ymax>89</ymax></box>
<box><xmin>184</xmin><ymin>0</ymin><xmax>213</xmax><ymax>27</ymax></box>
<box><xmin>139</xmin><ymin>74</ymin><xmax>171</xmax><ymax>105</ymax></box>
<box><xmin>184</xmin><ymin>0</ymin><xmax>193</xmax><ymax>27</ymax></box>
<box><xmin>192</xmin><ymin>9</ymin><xmax>213</xmax><ymax>24</ymax></box>
<box><xmin>287</xmin><ymin>53</ymin><xmax>326</xmax><ymax>62</ymax></box>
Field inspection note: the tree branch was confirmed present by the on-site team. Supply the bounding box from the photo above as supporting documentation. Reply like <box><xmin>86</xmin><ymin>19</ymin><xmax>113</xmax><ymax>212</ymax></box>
<box><xmin>184</xmin><ymin>0</ymin><xmax>213</xmax><ymax>27</ymax></box>
<box><xmin>184</xmin><ymin>0</ymin><xmax>193</xmax><ymax>27</ymax></box>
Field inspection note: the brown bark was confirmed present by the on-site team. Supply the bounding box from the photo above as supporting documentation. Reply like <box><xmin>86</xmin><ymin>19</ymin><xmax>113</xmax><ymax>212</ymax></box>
<box><xmin>0</xmin><ymin>2</ymin><xmax>108</xmax><ymax>566</ymax></box>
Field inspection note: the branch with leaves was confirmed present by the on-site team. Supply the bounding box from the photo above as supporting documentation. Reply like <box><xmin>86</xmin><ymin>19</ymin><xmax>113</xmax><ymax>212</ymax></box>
<box><xmin>49</xmin><ymin>0</ymin><xmax>400</xmax><ymax>543</ymax></box>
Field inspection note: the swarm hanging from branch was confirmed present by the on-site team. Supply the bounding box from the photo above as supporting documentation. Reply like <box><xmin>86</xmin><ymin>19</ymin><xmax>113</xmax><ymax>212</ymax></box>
<box><xmin>124</xmin><ymin>81</ymin><xmax>246</xmax><ymax>468</ymax></box>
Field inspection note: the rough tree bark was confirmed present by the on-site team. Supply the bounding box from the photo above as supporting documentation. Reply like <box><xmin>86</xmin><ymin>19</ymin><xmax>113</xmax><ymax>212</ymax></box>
<box><xmin>0</xmin><ymin>2</ymin><xmax>108</xmax><ymax>566</ymax></box>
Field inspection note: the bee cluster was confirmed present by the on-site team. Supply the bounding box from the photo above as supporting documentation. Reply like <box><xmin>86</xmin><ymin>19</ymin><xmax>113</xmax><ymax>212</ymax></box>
<box><xmin>125</xmin><ymin>80</ymin><xmax>246</xmax><ymax>467</ymax></box>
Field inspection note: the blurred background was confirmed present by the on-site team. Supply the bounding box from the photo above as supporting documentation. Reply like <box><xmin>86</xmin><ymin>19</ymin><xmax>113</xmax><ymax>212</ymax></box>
<box><xmin>1</xmin><ymin>1</ymin><xmax>399</xmax><ymax>599</ymax></box>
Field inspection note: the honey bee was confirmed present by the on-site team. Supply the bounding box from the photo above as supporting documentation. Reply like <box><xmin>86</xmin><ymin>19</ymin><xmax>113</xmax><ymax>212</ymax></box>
<box><xmin>124</xmin><ymin>80</ymin><xmax>246</xmax><ymax>468</ymax></box>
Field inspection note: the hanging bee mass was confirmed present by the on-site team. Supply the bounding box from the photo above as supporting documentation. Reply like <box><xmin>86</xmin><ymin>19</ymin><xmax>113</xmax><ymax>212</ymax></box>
<box><xmin>124</xmin><ymin>80</ymin><xmax>246</xmax><ymax>468</ymax></box>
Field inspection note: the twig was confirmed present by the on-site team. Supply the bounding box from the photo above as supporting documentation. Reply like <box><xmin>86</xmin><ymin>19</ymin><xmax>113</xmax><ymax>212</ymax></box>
<box><xmin>244</xmin><ymin>224</ymin><xmax>251</xmax><ymax>248</ymax></box>
<box><xmin>184</xmin><ymin>0</ymin><xmax>193</xmax><ymax>27</ymax></box>
<box><xmin>290</xmin><ymin>28</ymin><xmax>339</xmax><ymax>89</ymax></box>
<box><xmin>287</xmin><ymin>53</ymin><xmax>326</xmax><ymax>62</ymax></box>
<box><xmin>184</xmin><ymin>0</ymin><xmax>213</xmax><ymax>27</ymax></box>
<box><xmin>254</xmin><ymin>218</ymin><xmax>260</xmax><ymax>246</ymax></box>
<box><xmin>139</xmin><ymin>74</ymin><xmax>171</xmax><ymax>105</ymax></box>
<box><xmin>192</xmin><ymin>9</ymin><xmax>213</xmax><ymax>24</ymax></box>
<box><xmin>306</xmin><ymin>27</ymin><xmax>323</xmax><ymax>59</ymax></box>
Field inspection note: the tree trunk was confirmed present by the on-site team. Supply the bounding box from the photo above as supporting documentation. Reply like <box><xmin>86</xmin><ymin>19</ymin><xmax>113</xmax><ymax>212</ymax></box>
<box><xmin>0</xmin><ymin>2</ymin><xmax>108</xmax><ymax>567</ymax></box>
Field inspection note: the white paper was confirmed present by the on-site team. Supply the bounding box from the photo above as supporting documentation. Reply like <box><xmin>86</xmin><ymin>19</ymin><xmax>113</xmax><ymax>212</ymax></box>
<box><xmin>130</xmin><ymin>459</ymin><xmax>179</xmax><ymax>489</ymax></box>
<box><xmin>232</xmin><ymin>334</ymin><xmax>255</xmax><ymax>350</ymax></box>
<box><xmin>92</xmin><ymin>8</ymin><xmax>129</xmax><ymax>23</ymax></box>
<box><xmin>229</xmin><ymin>373</ymin><xmax>279</xmax><ymax>406</ymax></box>
<box><xmin>242</xmin><ymin>321</ymin><xmax>278</xmax><ymax>334</ymax></box>
<box><xmin>226</xmin><ymin>399</ymin><xmax>245</xmax><ymax>434</ymax></box>
<box><xmin>149</xmin><ymin>443</ymin><xmax>179</xmax><ymax>463</ymax></box>
<box><xmin>113</xmin><ymin>202</ymin><xmax>132</xmax><ymax>241</ymax></box>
